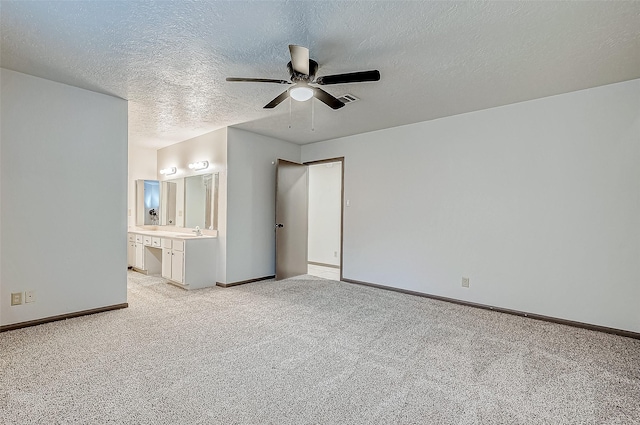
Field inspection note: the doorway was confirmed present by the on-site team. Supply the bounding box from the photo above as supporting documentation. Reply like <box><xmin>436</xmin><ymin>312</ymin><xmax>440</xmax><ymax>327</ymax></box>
<box><xmin>306</xmin><ymin>160</ymin><xmax>342</xmax><ymax>280</ymax></box>
<box><xmin>275</xmin><ymin>157</ymin><xmax>344</xmax><ymax>281</ymax></box>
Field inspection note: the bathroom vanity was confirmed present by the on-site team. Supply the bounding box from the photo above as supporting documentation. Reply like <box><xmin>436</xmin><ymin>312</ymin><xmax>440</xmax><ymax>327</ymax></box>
<box><xmin>130</xmin><ymin>171</ymin><xmax>219</xmax><ymax>290</ymax></box>
<box><xmin>128</xmin><ymin>230</ymin><xmax>217</xmax><ymax>290</ymax></box>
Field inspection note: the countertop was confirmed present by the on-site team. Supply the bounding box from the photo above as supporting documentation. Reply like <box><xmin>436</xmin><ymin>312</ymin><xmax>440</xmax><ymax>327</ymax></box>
<box><xmin>128</xmin><ymin>228</ymin><xmax>217</xmax><ymax>240</ymax></box>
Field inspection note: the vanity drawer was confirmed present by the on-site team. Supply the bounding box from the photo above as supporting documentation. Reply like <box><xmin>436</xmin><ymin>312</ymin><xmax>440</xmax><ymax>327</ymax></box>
<box><xmin>172</xmin><ymin>240</ymin><xmax>185</xmax><ymax>252</ymax></box>
<box><xmin>128</xmin><ymin>233</ymin><xmax>135</xmax><ymax>242</ymax></box>
<box><xmin>151</xmin><ymin>237</ymin><xmax>162</xmax><ymax>248</ymax></box>
<box><xmin>143</xmin><ymin>236</ymin><xmax>152</xmax><ymax>246</ymax></box>
<box><xmin>162</xmin><ymin>238</ymin><xmax>172</xmax><ymax>249</ymax></box>
<box><xmin>135</xmin><ymin>234</ymin><xmax>143</xmax><ymax>243</ymax></box>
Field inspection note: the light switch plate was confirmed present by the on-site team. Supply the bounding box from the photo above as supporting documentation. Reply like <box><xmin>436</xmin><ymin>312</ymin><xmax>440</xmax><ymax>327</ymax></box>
<box><xmin>462</xmin><ymin>277</ymin><xmax>470</xmax><ymax>288</ymax></box>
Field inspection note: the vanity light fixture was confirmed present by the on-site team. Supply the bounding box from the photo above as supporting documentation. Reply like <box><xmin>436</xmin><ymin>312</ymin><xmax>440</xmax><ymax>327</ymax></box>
<box><xmin>159</xmin><ymin>167</ymin><xmax>177</xmax><ymax>176</ymax></box>
<box><xmin>188</xmin><ymin>161</ymin><xmax>209</xmax><ymax>171</ymax></box>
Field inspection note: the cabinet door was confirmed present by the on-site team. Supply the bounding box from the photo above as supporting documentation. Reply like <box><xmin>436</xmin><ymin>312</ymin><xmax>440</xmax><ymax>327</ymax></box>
<box><xmin>162</xmin><ymin>248</ymin><xmax>172</xmax><ymax>279</ymax></box>
<box><xmin>127</xmin><ymin>242</ymin><xmax>136</xmax><ymax>267</ymax></box>
<box><xmin>171</xmin><ymin>251</ymin><xmax>184</xmax><ymax>283</ymax></box>
<box><xmin>135</xmin><ymin>243</ymin><xmax>144</xmax><ymax>269</ymax></box>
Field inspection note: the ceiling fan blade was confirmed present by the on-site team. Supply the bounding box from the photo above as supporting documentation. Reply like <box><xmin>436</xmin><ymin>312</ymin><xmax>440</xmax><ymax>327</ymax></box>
<box><xmin>315</xmin><ymin>70</ymin><xmax>380</xmax><ymax>85</ymax></box>
<box><xmin>288</xmin><ymin>45</ymin><xmax>309</xmax><ymax>75</ymax></box>
<box><xmin>313</xmin><ymin>88</ymin><xmax>345</xmax><ymax>110</ymax></box>
<box><xmin>226</xmin><ymin>77</ymin><xmax>290</xmax><ymax>84</ymax></box>
<box><xmin>263</xmin><ymin>90</ymin><xmax>290</xmax><ymax>109</ymax></box>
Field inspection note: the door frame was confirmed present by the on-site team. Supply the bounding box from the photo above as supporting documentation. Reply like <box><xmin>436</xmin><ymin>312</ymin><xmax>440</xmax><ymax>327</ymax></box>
<box><xmin>303</xmin><ymin>157</ymin><xmax>345</xmax><ymax>281</ymax></box>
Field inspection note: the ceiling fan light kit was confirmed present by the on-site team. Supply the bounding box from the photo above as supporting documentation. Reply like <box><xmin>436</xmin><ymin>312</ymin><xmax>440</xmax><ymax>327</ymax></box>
<box><xmin>227</xmin><ymin>45</ymin><xmax>380</xmax><ymax>110</ymax></box>
<box><xmin>289</xmin><ymin>86</ymin><xmax>314</xmax><ymax>102</ymax></box>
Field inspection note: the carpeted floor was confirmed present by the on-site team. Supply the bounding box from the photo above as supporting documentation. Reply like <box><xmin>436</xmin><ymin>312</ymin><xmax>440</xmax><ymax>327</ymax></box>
<box><xmin>1</xmin><ymin>271</ymin><xmax>639</xmax><ymax>424</ymax></box>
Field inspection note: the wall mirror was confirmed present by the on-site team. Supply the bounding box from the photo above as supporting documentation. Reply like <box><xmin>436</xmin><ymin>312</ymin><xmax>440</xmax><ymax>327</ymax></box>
<box><xmin>185</xmin><ymin>173</ymin><xmax>218</xmax><ymax>230</ymax></box>
<box><xmin>160</xmin><ymin>181</ymin><xmax>178</xmax><ymax>225</ymax></box>
<box><xmin>156</xmin><ymin>173</ymin><xmax>219</xmax><ymax>230</ymax></box>
<box><xmin>136</xmin><ymin>180</ymin><xmax>160</xmax><ymax>225</ymax></box>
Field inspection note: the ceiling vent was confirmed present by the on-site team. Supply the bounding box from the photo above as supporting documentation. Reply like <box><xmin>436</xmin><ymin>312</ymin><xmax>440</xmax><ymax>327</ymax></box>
<box><xmin>337</xmin><ymin>94</ymin><xmax>359</xmax><ymax>104</ymax></box>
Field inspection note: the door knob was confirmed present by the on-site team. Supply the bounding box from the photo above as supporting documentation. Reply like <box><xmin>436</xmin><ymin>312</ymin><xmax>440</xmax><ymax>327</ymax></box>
<box><xmin>275</xmin><ymin>223</ymin><xmax>284</xmax><ymax>229</ymax></box>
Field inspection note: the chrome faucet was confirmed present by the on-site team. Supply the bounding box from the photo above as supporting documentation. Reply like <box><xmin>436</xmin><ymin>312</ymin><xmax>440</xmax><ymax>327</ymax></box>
<box><xmin>192</xmin><ymin>226</ymin><xmax>202</xmax><ymax>236</ymax></box>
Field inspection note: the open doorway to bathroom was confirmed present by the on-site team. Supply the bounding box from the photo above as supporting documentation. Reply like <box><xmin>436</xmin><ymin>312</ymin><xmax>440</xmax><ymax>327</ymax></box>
<box><xmin>306</xmin><ymin>159</ymin><xmax>343</xmax><ymax>281</ymax></box>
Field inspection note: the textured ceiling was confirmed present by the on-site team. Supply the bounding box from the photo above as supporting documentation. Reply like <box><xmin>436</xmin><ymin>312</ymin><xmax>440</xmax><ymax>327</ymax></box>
<box><xmin>2</xmin><ymin>1</ymin><xmax>639</xmax><ymax>148</ymax></box>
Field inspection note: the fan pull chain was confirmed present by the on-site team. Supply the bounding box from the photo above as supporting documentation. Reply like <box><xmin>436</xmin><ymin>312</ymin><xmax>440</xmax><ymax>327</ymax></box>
<box><xmin>288</xmin><ymin>96</ymin><xmax>292</xmax><ymax>129</ymax></box>
<box><xmin>311</xmin><ymin>97</ymin><xmax>315</xmax><ymax>132</ymax></box>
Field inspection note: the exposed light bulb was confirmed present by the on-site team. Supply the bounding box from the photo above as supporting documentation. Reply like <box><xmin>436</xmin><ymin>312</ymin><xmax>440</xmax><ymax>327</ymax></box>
<box><xmin>290</xmin><ymin>86</ymin><xmax>314</xmax><ymax>102</ymax></box>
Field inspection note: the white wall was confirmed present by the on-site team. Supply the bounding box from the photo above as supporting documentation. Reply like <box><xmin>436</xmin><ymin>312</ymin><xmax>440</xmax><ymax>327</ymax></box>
<box><xmin>226</xmin><ymin>128</ymin><xmax>301</xmax><ymax>284</ymax></box>
<box><xmin>157</xmin><ymin>128</ymin><xmax>228</xmax><ymax>282</ymax></box>
<box><xmin>1</xmin><ymin>69</ymin><xmax>128</xmax><ymax>326</ymax></box>
<box><xmin>127</xmin><ymin>145</ymin><xmax>157</xmax><ymax>227</ymax></box>
<box><xmin>308</xmin><ymin>162</ymin><xmax>342</xmax><ymax>266</ymax></box>
<box><xmin>302</xmin><ymin>79</ymin><xmax>640</xmax><ymax>333</ymax></box>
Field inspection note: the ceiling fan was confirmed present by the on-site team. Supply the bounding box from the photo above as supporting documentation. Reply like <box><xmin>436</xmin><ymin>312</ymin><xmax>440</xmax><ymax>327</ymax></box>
<box><xmin>226</xmin><ymin>45</ymin><xmax>380</xmax><ymax>110</ymax></box>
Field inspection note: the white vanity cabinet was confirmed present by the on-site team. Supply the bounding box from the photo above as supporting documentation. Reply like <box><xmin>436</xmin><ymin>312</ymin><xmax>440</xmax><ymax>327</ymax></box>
<box><xmin>134</xmin><ymin>234</ymin><xmax>144</xmax><ymax>269</ymax></box>
<box><xmin>161</xmin><ymin>237</ymin><xmax>216</xmax><ymax>289</ymax></box>
<box><xmin>161</xmin><ymin>238</ymin><xmax>171</xmax><ymax>278</ymax></box>
<box><xmin>127</xmin><ymin>233</ymin><xmax>136</xmax><ymax>267</ymax></box>
<box><xmin>129</xmin><ymin>230</ymin><xmax>217</xmax><ymax>289</ymax></box>
<box><xmin>162</xmin><ymin>239</ymin><xmax>184</xmax><ymax>283</ymax></box>
<box><xmin>130</xmin><ymin>233</ymin><xmax>162</xmax><ymax>275</ymax></box>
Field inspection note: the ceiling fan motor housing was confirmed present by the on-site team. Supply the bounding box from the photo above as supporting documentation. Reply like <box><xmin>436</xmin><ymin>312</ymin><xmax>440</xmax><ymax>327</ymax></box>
<box><xmin>287</xmin><ymin>59</ymin><xmax>318</xmax><ymax>82</ymax></box>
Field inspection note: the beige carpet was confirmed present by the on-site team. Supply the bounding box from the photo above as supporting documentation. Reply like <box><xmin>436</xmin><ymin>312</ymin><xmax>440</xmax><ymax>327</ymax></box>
<box><xmin>1</xmin><ymin>271</ymin><xmax>639</xmax><ymax>424</ymax></box>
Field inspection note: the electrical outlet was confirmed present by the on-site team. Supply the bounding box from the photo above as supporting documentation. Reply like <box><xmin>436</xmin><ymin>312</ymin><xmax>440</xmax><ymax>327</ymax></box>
<box><xmin>334</xmin><ymin>251</ymin><xmax>338</xmax><ymax>258</ymax></box>
<box><xmin>462</xmin><ymin>277</ymin><xmax>470</xmax><ymax>288</ymax></box>
<box><xmin>25</xmin><ymin>290</ymin><xmax>36</xmax><ymax>303</ymax></box>
<box><xmin>11</xmin><ymin>292</ymin><xmax>23</xmax><ymax>306</ymax></box>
